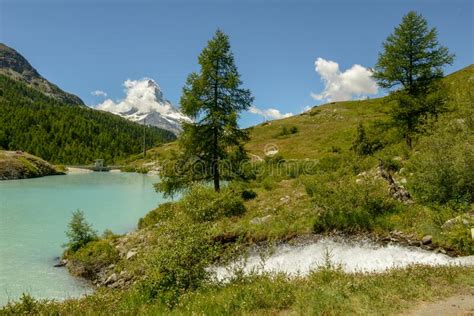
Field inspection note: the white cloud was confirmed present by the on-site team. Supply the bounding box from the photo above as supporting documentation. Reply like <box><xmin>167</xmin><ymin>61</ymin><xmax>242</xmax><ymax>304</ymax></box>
<box><xmin>311</xmin><ymin>58</ymin><xmax>378</xmax><ymax>102</ymax></box>
<box><xmin>249</xmin><ymin>106</ymin><xmax>293</xmax><ymax>120</ymax></box>
<box><xmin>91</xmin><ymin>90</ymin><xmax>107</xmax><ymax>97</ymax></box>
<box><xmin>95</xmin><ymin>78</ymin><xmax>174</xmax><ymax>114</ymax></box>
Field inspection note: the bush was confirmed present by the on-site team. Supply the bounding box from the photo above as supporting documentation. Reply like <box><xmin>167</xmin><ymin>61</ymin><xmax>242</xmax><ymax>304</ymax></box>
<box><xmin>64</xmin><ymin>210</ymin><xmax>98</xmax><ymax>252</ymax></box>
<box><xmin>67</xmin><ymin>240</ymin><xmax>119</xmax><ymax>279</ymax></box>
<box><xmin>241</xmin><ymin>189</ymin><xmax>257</xmax><ymax>200</ymax></box>
<box><xmin>180</xmin><ymin>185</ymin><xmax>246</xmax><ymax>222</ymax></box>
<box><xmin>277</xmin><ymin>126</ymin><xmax>299</xmax><ymax>136</ymax></box>
<box><xmin>261</xmin><ymin>177</ymin><xmax>277</xmax><ymax>191</ymax></box>
<box><xmin>305</xmin><ymin>175</ymin><xmax>399</xmax><ymax>232</ymax></box>
<box><xmin>227</xmin><ymin>181</ymin><xmax>257</xmax><ymax>200</ymax></box>
<box><xmin>442</xmin><ymin>222</ymin><xmax>474</xmax><ymax>255</ymax></box>
<box><xmin>138</xmin><ymin>202</ymin><xmax>177</xmax><ymax>229</ymax></box>
<box><xmin>139</xmin><ymin>225</ymin><xmax>219</xmax><ymax>307</ymax></box>
<box><xmin>409</xmin><ymin>116</ymin><xmax>474</xmax><ymax>205</ymax></box>
<box><xmin>351</xmin><ymin>122</ymin><xmax>385</xmax><ymax>156</ymax></box>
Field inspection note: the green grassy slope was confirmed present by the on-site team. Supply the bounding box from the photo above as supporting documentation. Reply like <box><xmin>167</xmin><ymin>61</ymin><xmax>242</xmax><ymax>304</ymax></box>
<box><xmin>0</xmin><ymin>150</ymin><xmax>63</xmax><ymax>180</ymax></box>
<box><xmin>246</xmin><ymin>64</ymin><xmax>472</xmax><ymax>160</ymax></box>
<box><xmin>125</xmin><ymin>64</ymin><xmax>472</xmax><ymax>169</ymax></box>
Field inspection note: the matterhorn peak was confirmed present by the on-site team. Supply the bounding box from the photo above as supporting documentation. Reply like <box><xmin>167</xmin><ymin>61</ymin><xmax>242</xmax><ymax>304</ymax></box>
<box><xmin>96</xmin><ymin>78</ymin><xmax>191</xmax><ymax>135</ymax></box>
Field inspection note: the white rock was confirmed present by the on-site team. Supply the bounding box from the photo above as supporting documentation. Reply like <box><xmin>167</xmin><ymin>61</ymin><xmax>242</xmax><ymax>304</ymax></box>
<box><xmin>126</xmin><ymin>250</ymin><xmax>138</xmax><ymax>260</ymax></box>
<box><xmin>250</xmin><ymin>215</ymin><xmax>272</xmax><ymax>225</ymax></box>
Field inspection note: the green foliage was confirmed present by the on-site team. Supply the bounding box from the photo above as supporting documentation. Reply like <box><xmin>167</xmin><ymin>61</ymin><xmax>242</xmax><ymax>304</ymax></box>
<box><xmin>64</xmin><ymin>210</ymin><xmax>98</xmax><ymax>252</ymax></box>
<box><xmin>158</xmin><ymin>30</ymin><xmax>254</xmax><ymax>195</ymax></box>
<box><xmin>304</xmin><ymin>175</ymin><xmax>399</xmax><ymax>232</ymax></box>
<box><xmin>261</xmin><ymin>177</ymin><xmax>277</xmax><ymax>191</ymax></box>
<box><xmin>227</xmin><ymin>181</ymin><xmax>257</xmax><ymax>200</ymax></box>
<box><xmin>67</xmin><ymin>240</ymin><xmax>119</xmax><ymax>279</ymax></box>
<box><xmin>352</xmin><ymin>123</ymin><xmax>375</xmax><ymax>155</ymax></box>
<box><xmin>139</xmin><ymin>224</ymin><xmax>220</xmax><ymax>308</ymax></box>
<box><xmin>138</xmin><ymin>202</ymin><xmax>177</xmax><ymax>229</ymax></box>
<box><xmin>2</xmin><ymin>293</ymin><xmax>40</xmax><ymax>315</ymax></box>
<box><xmin>0</xmin><ymin>75</ymin><xmax>175</xmax><ymax>164</ymax></box>
<box><xmin>3</xmin><ymin>265</ymin><xmax>473</xmax><ymax>315</ymax></box>
<box><xmin>180</xmin><ymin>185</ymin><xmax>246</xmax><ymax>222</ymax></box>
<box><xmin>277</xmin><ymin>126</ymin><xmax>298</xmax><ymax>137</ymax></box>
<box><xmin>373</xmin><ymin>11</ymin><xmax>454</xmax><ymax>93</ymax></box>
<box><xmin>441</xmin><ymin>220</ymin><xmax>474</xmax><ymax>255</ymax></box>
<box><xmin>241</xmin><ymin>189</ymin><xmax>257</xmax><ymax>200</ymax></box>
<box><xmin>409</xmin><ymin>114</ymin><xmax>474</xmax><ymax>204</ymax></box>
<box><xmin>373</xmin><ymin>11</ymin><xmax>454</xmax><ymax>147</ymax></box>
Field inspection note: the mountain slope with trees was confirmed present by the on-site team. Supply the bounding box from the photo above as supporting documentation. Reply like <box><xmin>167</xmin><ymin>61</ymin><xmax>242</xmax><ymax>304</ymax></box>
<box><xmin>0</xmin><ymin>74</ymin><xmax>176</xmax><ymax>164</ymax></box>
<box><xmin>0</xmin><ymin>43</ymin><xmax>85</xmax><ymax>106</ymax></box>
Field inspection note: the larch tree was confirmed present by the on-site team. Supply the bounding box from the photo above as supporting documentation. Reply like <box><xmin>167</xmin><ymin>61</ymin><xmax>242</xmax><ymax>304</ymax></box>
<box><xmin>156</xmin><ymin>30</ymin><xmax>253</xmax><ymax>196</ymax></box>
<box><xmin>373</xmin><ymin>11</ymin><xmax>454</xmax><ymax>148</ymax></box>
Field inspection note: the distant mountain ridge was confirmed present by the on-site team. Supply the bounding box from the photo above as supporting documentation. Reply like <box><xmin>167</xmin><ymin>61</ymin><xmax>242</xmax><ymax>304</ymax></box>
<box><xmin>96</xmin><ymin>78</ymin><xmax>191</xmax><ymax>135</ymax></box>
<box><xmin>0</xmin><ymin>43</ymin><xmax>84</xmax><ymax>105</ymax></box>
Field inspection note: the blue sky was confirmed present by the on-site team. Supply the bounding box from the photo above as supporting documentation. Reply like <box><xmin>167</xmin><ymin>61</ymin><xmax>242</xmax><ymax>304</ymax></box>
<box><xmin>1</xmin><ymin>0</ymin><xmax>472</xmax><ymax>127</ymax></box>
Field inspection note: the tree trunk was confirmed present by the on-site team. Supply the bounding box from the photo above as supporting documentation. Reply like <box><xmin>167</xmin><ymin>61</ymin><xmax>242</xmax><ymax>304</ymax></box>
<box><xmin>406</xmin><ymin>133</ymin><xmax>412</xmax><ymax>150</ymax></box>
<box><xmin>212</xmin><ymin>59</ymin><xmax>220</xmax><ymax>192</ymax></box>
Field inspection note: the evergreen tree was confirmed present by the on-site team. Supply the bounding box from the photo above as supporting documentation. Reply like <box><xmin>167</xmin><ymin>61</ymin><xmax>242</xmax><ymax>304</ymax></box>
<box><xmin>352</xmin><ymin>123</ymin><xmax>371</xmax><ymax>156</ymax></box>
<box><xmin>157</xmin><ymin>30</ymin><xmax>253</xmax><ymax>195</ymax></box>
<box><xmin>373</xmin><ymin>11</ymin><xmax>454</xmax><ymax>148</ymax></box>
<box><xmin>65</xmin><ymin>210</ymin><xmax>97</xmax><ymax>252</ymax></box>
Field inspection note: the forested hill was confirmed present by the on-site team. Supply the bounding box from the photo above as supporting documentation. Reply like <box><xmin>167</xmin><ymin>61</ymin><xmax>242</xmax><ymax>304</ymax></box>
<box><xmin>0</xmin><ymin>74</ymin><xmax>176</xmax><ymax>164</ymax></box>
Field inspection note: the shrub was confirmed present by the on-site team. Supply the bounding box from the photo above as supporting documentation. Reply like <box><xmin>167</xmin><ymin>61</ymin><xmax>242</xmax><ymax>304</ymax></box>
<box><xmin>306</xmin><ymin>175</ymin><xmax>398</xmax><ymax>232</ymax></box>
<box><xmin>180</xmin><ymin>185</ymin><xmax>246</xmax><ymax>222</ymax></box>
<box><xmin>241</xmin><ymin>189</ymin><xmax>257</xmax><ymax>200</ymax></box>
<box><xmin>67</xmin><ymin>240</ymin><xmax>120</xmax><ymax>279</ymax></box>
<box><xmin>409</xmin><ymin>116</ymin><xmax>474</xmax><ymax>204</ymax></box>
<box><xmin>139</xmin><ymin>225</ymin><xmax>219</xmax><ymax>307</ymax></box>
<box><xmin>227</xmin><ymin>181</ymin><xmax>257</xmax><ymax>200</ymax></box>
<box><xmin>442</xmin><ymin>222</ymin><xmax>474</xmax><ymax>255</ymax></box>
<box><xmin>379</xmin><ymin>156</ymin><xmax>402</xmax><ymax>172</ymax></box>
<box><xmin>138</xmin><ymin>202</ymin><xmax>177</xmax><ymax>229</ymax></box>
<box><xmin>276</xmin><ymin>126</ymin><xmax>298</xmax><ymax>137</ymax></box>
<box><xmin>64</xmin><ymin>210</ymin><xmax>97</xmax><ymax>252</ymax></box>
<box><xmin>261</xmin><ymin>177</ymin><xmax>277</xmax><ymax>191</ymax></box>
<box><xmin>329</xmin><ymin>146</ymin><xmax>341</xmax><ymax>153</ymax></box>
<box><xmin>351</xmin><ymin>122</ymin><xmax>385</xmax><ymax>156</ymax></box>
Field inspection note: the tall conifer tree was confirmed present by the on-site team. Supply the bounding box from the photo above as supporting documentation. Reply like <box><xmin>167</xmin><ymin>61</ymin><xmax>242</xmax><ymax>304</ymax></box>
<box><xmin>373</xmin><ymin>11</ymin><xmax>454</xmax><ymax>148</ymax></box>
<box><xmin>157</xmin><ymin>30</ymin><xmax>253</xmax><ymax>195</ymax></box>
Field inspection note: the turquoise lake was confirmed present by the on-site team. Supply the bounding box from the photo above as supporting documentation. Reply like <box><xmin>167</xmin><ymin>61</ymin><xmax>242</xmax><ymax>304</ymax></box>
<box><xmin>0</xmin><ymin>172</ymin><xmax>167</xmax><ymax>306</ymax></box>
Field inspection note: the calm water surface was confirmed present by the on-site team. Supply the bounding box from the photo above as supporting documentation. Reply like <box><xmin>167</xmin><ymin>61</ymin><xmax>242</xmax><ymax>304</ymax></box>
<box><xmin>0</xmin><ymin>172</ymin><xmax>167</xmax><ymax>306</ymax></box>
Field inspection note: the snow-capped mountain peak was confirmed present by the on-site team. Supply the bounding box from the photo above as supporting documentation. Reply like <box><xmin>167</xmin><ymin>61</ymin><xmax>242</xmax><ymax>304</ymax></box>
<box><xmin>96</xmin><ymin>78</ymin><xmax>191</xmax><ymax>135</ymax></box>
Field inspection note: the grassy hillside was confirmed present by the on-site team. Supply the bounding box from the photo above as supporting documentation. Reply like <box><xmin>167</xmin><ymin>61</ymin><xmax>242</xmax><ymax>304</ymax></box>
<box><xmin>118</xmin><ymin>67</ymin><xmax>463</xmax><ymax>176</ymax></box>
<box><xmin>0</xmin><ymin>150</ymin><xmax>63</xmax><ymax>180</ymax></box>
<box><xmin>125</xmin><ymin>65</ymin><xmax>472</xmax><ymax>168</ymax></box>
<box><xmin>0</xmin><ymin>74</ymin><xmax>176</xmax><ymax>164</ymax></box>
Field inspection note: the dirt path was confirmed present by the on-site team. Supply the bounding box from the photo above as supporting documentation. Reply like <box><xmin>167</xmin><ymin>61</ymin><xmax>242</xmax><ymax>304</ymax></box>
<box><xmin>403</xmin><ymin>290</ymin><xmax>474</xmax><ymax>316</ymax></box>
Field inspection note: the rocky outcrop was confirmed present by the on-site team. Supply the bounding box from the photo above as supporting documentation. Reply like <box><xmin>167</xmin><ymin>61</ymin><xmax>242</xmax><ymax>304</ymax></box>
<box><xmin>0</xmin><ymin>43</ymin><xmax>84</xmax><ymax>105</ymax></box>
<box><xmin>0</xmin><ymin>150</ymin><xmax>63</xmax><ymax>180</ymax></box>
<box><xmin>376</xmin><ymin>160</ymin><xmax>412</xmax><ymax>204</ymax></box>
<box><xmin>377</xmin><ymin>230</ymin><xmax>458</xmax><ymax>256</ymax></box>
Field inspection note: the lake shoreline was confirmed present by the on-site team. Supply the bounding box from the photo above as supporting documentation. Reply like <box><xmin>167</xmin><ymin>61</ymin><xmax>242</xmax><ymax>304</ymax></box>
<box><xmin>0</xmin><ymin>172</ymin><xmax>164</xmax><ymax>306</ymax></box>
